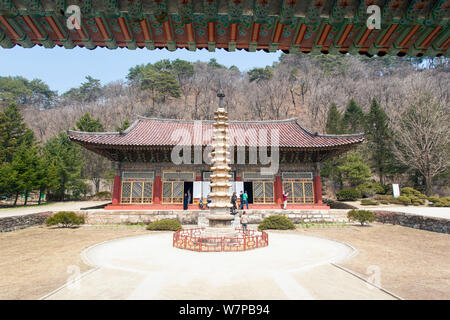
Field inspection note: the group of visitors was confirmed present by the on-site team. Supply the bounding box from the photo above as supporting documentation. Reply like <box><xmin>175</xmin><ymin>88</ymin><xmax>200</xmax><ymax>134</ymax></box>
<box><xmin>188</xmin><ymin>188</ymin><xmax>290</xmax><ymax>212</ymax></box>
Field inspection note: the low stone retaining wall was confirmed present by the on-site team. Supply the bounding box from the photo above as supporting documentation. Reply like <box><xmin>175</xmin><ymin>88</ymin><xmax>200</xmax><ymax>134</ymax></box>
<box><xmin>0</xmin><ymin>209</ymin><xmax>348</xmax><ymax>232</ymax></box>
<box><xmin>0</xmin><ymin>212</ymin><xmax>53</xmax><ymax>232</ymax></box>
<box><xmin>373</xmin><ymin>211</ymin><xmax>449</xmax><ymax>234</ymax></box>
<box><xmin>83</xmin><ymin>209</ymin><xmax>348</xmax><ymax>225</ymax></box>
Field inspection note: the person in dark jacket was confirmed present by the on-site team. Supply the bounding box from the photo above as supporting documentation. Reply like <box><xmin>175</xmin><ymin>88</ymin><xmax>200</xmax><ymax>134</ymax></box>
<box><xmin>231</xmin><ymin>192</ymin><xmax>237</xmax><ymax>214</ymax></box>
<box><xmin>183</xmin><ymin>193</ymin><xmax>188</xmax><ymax>210</ymax></box>
<box><xmin>239</xmin><ymin>191</ymin><xmax>244</xmax><ymax>209</ymax></box>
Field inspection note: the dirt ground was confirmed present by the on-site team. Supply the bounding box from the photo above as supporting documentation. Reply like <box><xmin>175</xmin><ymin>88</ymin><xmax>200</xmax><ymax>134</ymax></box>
<box><xmin>0</xmin><ymin>225</ymin><xmax>148</xmax><ymax>300</ymax></box>
<box><xmin>0</xmin><ymin>223</ymin><xmax>449</xmax><ymax>300</ymax></box>
<box><xmin>294</xmin><ymin>223</ymin><xmax>450</xmax><ymax>300</ymax></box>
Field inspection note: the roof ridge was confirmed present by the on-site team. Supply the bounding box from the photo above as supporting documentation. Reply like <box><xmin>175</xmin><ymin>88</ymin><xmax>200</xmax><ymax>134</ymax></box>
<box><xmin>294</xmin><ymin>120</ymin><xmax>365</xmax><ymax>139</ymax></box>
<box><xmin>136</xmin><ymin>115</ymin><xmax>298</xmax><ymax>124</ymax></box>
<box><xmin>67</xmin><ymin>130</ymin><xmax>120</xmax><ymax>136</ymax></box>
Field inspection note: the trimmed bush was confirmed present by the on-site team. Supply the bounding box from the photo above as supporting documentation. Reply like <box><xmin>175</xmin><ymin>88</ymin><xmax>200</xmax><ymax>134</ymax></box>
<box><xmin>347</xmin><ymin>209</ymin><xmax>375</xmax><ymax>226</ymax></box>
<box><xmin>258</xmin><ymin>215</ymin><xmax>295</xmax><ymax>231</ymax></box>
<box><xmin>429</xmin><ymin>197</ymin><xmax>450</xmax><ymax>207</ymax></box>
<box><xmin>401</xmin><ymin>187</ymin><xmax>427</xmax><ymax>200</ymax></box>
<box><xmin>357</xmin><ymin>183</ymin><xmax>385</xmax><ymax>198</ymax></box>
<box><xmin>336</xmin><ymin>188</ymin><xmax>362</xmax><ymax>201</ymax></box>
<box><xmin>360</xmin><ymin>199</ymin><xmax>379</xmax><ymax>206</ymax></box>
<box><xmin>396</xmin><ymin>196</ymin><xmax>412</xmax><ymax>205</ymax></box>
<box><xmin>93</xmin><ymin>191</ymin><xmax>112</xmax><ymax>200</ymax></box>
<box><xmin>146</xmin><ymin>219</ymin><xmax>182</xmax><ymax>231</ymax></box>
<box><xmin>46</xmin><ymin>211</ymin><xmax>85</xmax><ymax>228</ymax></box>
<box><xmin>427</xmin><ymin>196</ymin><xmax>440</xmax><ymax>203</ymax></box>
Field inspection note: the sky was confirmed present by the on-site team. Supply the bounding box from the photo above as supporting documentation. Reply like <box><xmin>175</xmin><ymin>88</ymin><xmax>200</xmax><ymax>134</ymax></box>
<box><xmin>0</xmin><ymin>46</ymin><xmax>281</xmax><ymax>94</ymax></box>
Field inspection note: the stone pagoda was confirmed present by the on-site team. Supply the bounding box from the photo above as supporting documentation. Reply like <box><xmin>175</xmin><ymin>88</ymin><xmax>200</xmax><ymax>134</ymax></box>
<box><xmin>203</xmin><ymin>89</ymin><xmax>235</xmax><ymax>233</ymax></box>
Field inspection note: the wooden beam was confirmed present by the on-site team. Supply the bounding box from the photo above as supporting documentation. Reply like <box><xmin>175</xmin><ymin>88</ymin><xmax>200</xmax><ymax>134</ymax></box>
<box><xmin>186</xmin><ymin>23</ymin><xmax>194</xmax><ymax>42</ymax></box>
<box><xmin>336</xmin><ymin>24</ymin><xmax>353</xmax><ymax>47</ymax></box>
<box><xmin>95</xmin><ymin>16</ymin><xmax>110</xmax><ymax>40</ymax></box>
<box><xmin>0</xmin><ymin>16</ymin><xmax>19</xmax><ymax>40</ymax></box>
<box><xmin>272</xmin><ymin>22</ymin><xmax>283</xmax><ymax>43</ymax></box>
<box><xmin>377</xmin><ymin>24</ymin><xmax>399</xmax><ymax>47</ymax></box>
<box><xmin>208</xmin><ymin>22</ymin><xmax>215</xmax><ymax>43</ymax></box>
<box><xmin>45</xmin><ymin>16</ymin><xmax>64</xmax><ymax>40</ymax></box>
<box><xmin>229</xmin><ymin>23</ymin><xmax>237</xmax><ymax>42</ymax></box>
<box><xmin>251</xmin><ymin>22</ymin><xmax>260</xmax><ymax>43</ymax></box>
<box><xmin>317</xmin><ymin>24</ymin><xmax>331</xmax><ymax>46</ymax></box>
<box><xmin>420</xmin><ymin>26</ymin><xmax>442</xmax><ymax>48</ymax></box>
<box><xmin>357</xmin><ymin>28</ymin><xmax>373</xmax><ymax>47</ymax></box>
<box><xmin>22</xmin><ymin>15</ymin><xmax>43</xmax><ymax>39</ymax></box>
<box><xmin>399</xmin><ymin>25</ymin><xmax>421</xmax><ymax>47</ymax></box>
<box><xmin>294</xmin><ymin>23</ymin><xmax>307</xmax><ymax>45</ymax></box>
<box><xmin>140</xmin><ymin>19</ymin><xmax>151</xmax><ymax>41</ymax></box>
<box><xmin>163</xmin><ymin>20</ymin><xmax>173</xmax><ymax>42</ymax></box>
<box><xmin>118</xmin><ymin>17</ymin><xmax>131</xmax><ymax>41</ymax></box>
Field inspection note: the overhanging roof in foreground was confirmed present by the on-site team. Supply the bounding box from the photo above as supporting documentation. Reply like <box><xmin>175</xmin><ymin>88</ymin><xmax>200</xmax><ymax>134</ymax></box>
<box><xmin>0</xmin><ymin>0</ymin><xmax>448</xmax><ymax>57</ymax></box>
<box><xmin>68</xmin><ymin>117</ymin><xmax>364</xmax><ymax>149</ymax></box>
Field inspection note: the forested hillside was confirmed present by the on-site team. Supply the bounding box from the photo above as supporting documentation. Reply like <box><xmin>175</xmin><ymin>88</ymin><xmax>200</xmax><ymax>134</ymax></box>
<box><xmin>0</xmin><ymin>53</ymin><xmax>448</xmax><ymax>203</ymax></box>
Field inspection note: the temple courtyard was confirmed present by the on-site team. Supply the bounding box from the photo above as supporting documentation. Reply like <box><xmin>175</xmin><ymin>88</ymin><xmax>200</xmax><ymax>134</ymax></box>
<box><xmin>1</xmin><ymin>222</ymin><xmax>449</xmax><ymax>300</ymax></box>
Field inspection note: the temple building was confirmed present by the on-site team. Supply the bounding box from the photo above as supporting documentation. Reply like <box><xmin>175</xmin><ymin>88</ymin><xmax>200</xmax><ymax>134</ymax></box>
<box><xmin>68</xmin><ymin>117</ymin><xmax>364</xmax><ymax>210</ymax></box>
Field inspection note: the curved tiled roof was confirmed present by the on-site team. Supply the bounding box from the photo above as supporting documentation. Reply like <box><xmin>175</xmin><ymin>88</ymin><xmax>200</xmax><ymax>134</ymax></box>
<box><xmin>68</xmin><ymin>117</ymin><xmax>364</xmax><ymax>149</ymax></box>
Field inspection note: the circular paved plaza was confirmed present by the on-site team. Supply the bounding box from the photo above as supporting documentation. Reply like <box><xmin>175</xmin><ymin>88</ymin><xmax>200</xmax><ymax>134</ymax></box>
<box><xmin>43</xmin><ymin>232</ymin><xmax>396</xmax><ymax>300</ymax></box>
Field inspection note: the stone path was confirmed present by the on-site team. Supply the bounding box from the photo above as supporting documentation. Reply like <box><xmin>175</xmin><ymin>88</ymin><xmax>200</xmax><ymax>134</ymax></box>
<box><xmin>43</xmin><ymin>232</ymin><xmax>397</xmax><ymax>300</ymax></box>
<box><xmin>0</xmin><ymin>201</ymin><xmax>109</xmax><ymax>218</ymax></box>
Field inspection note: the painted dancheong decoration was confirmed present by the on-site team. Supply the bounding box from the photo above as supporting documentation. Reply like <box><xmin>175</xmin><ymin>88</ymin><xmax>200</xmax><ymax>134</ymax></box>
<box><xmin>0</xmin><ymin>0</ymin><xmax>448</xmax><ymax>57</ymax></box>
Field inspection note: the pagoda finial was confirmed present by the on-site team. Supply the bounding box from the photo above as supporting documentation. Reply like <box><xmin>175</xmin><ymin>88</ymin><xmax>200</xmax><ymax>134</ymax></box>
<box><xmin>217</xmin><ymin>80</ymin><xmax>225</xmax><ymax>108</ymax></box>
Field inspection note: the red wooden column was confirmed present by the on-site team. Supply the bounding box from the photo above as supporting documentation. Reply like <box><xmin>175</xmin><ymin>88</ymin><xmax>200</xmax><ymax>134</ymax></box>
<box><xmin>274</xmin><ymin>174</ymin><xmax>283</xmax><ymax>205</ymax></box>
<box><xmin>112</xmin><ymin>174</ymin><xmax>121</xmax><ymax>205</ymax></box>
<box><xmin>153</xmin><ymin>175</ymin><xmax>162</xmax><ymax>204</ymax></box>
<box><xmin>314</xmin><ymin>172</ymin><xmax>323</xmax><ymax>204</ymax></box>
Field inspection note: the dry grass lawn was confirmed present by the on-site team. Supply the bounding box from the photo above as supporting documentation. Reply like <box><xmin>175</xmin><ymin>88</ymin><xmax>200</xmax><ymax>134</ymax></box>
<box><xmin>0</xmin><ymin>225</ymin><xmax>148</xmax><ymax>300</ymax></box>
<box><xmin>295</xmin><ymin>222</ymin><xmax>450</xmax><ymax>300</ymax></box>
<box><xmin>0</xmin><ymin>222</ymin><xmax>449</xmax><ymax>300</ymax></box>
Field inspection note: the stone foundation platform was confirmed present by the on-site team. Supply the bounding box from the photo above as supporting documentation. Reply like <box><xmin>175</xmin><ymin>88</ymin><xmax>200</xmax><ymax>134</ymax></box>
<box><xmin>77</xmin><ymin>209</ymin><xmax>347</xmax><ymax>225</ymax></box>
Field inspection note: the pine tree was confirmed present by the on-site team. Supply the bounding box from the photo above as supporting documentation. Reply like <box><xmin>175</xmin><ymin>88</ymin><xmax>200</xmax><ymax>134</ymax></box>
<box><xmin>116</xmin><ymin>118</ymin><xmax>131</xmax><ymax>131</ymax></box>
<box><xmin>11</xmin><ymin>142</ymin><xmax>40</xmax><ymax>205</ymax></box>
<box><xmin>76</xmin><ymin>112</ymin><xmax>104</xmax><ymax>132</ymax></box>
<box><xmin>365</xmin><ymin>98</ymin><xmax>394</xmax><ymax>184</ymax></box>
<box><xmin>0</xmin><ymin>103</ymin><xmax>34</xmax><ymax>163</ymax></box>
<box><xmin>43</xmin><ymin>132</ymin><xmax>83</xmax><ymax>201</ymax></box>
<box><xmin>342</xmin><ymin>99</ymin><xmax>365</xmax><ymax>133</ymax></box>
<box><xmin>325</xmin><ymin>103</ymin><xmax>343</xmax><ymax>134</ymax></box>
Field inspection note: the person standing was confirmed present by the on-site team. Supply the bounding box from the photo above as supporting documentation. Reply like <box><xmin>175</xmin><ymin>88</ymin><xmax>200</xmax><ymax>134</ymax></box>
<box><xmin>231</xmin><ymin>192</ymin><xmax>237</xmax><ymax>214</ymax></box>
<box><xmin>282</xmin><ymin>191</ymin><xmax>289</xmax><ymax>210</ymax></box>
<box><xmin>239</xmin><ymin>191</ymin><xmax>244</xmax><ymax>209</ymax></box>
<box><xmin>242</xmin><ymin>191</ymin><xmax>249</xmax><ymax>209</ymax></box>
<box><xmin>183</xmin><ymin>193</ymin><xmax>188</xmax><ymax>210</ymax></box>
<box><xmin>240</xmin><ymin>211</ymin><xmax>248</xmax><ymax>230</ymax></box>
<box><xmin>187</xmin><ymin>189</ymin><xmax>191</xmax><ymax>204</ymax></box>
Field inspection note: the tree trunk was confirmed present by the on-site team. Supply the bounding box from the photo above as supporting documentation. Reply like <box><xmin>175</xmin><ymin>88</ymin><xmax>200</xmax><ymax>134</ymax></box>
<box><xmin>13</xmin><ymin>192</ymin><xmax>19</xmax><ymax>206</ymax></box>
<box><xmin>24</xmin><ymin>192</ymin><xmax>28</xmax><ymax>205</ymax></box>
<box><xmin>38</xmin><ymin>190</ymin><xmax>42</xmax><ymax>205</ymax></box>
<box><xmin>425</xmin><ymin>174</ymin><xmax>433</xmax><ymax>196</ymax></box>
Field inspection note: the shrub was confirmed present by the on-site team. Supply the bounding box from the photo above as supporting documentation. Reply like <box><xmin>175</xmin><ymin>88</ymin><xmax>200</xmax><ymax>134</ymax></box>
<box><xmin>336</xmin><ymin>188</ymin><xmax>362</xmax><ymax>201</ymax></box>
<box><xmin>401</xmin><ymin>187</ymin><xmax>427</xmax><ymax>199</ymax></box>
<box><xmin>379</xmin><ymin>200</ymin><xmax>390</xmax><ymax>205</ymax></box>
<box><xmin>427</xmin><ymin>196</ymin><xmax>440</xmax><ymax>203</ymax></box>
<box><xmin>357</xmin><ymin>183</ymin><xmax>385</xmax><ymax>198</ymax></box>
<box><xmin>46</xmin><ymin>211</ymin><xmax>85</xmax><ymax>228</ymax></box>
<box><xmin>360</xmin><ymin>199</ymin><xmax>379</xmax><ymax>206</ymax></box>
<box><xmin>93</xmin><ymin>191</ymin><xmax>112</xmax><ymax>200</ymax></box>
<box><xmin>347</xmin><ymin>209</ymin><xmax>375</xmax><ymax>226</ymax></box>
<box><xmin>258</xmin><ymin>215</ymin><xmax>295</xmax><ymax>231</ymax></box>
<box><xmin>146</xmin><ymin>219</ymin><xmax>182</xmax><ymax>231</ymax></box>
<box><xmin>396</xmin><ymin>196</ymin><xmax>411</xmax><ymax>205</ymax></box>
<box><xmin>429</xmin><ymin>197</ymin><xmax>450</xmax><ymax>207</ymax></box>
